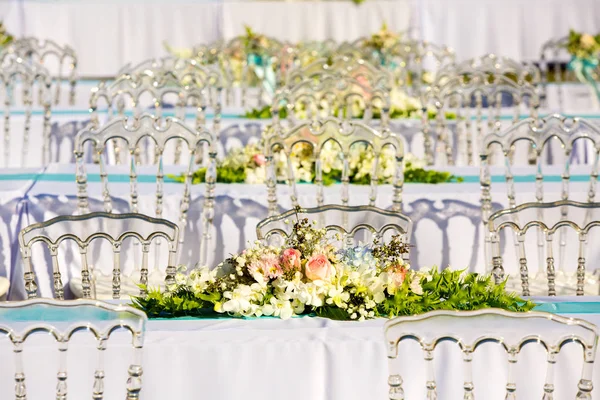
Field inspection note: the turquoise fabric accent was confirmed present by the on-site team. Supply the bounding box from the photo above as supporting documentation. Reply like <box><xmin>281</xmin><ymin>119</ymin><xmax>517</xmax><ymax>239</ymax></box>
<box><xmin>1</xmin><ymin>305</ymin><xmax>119</xmax><ymax>322</ymax></box>
<box><xmin>534</xmin><ymin>301</ymin><xmax>600</xmax><ymax>314</ymax></box>
<box><xmin>1</xmin><ymin>172</ymin><xmax>596</xmax><ymax>185</ymax></box>
<box><xmin>568</xmin><ymin>56</ymin><xmax>600</xmax><ymax>102</ymax></box>
<box><xmin>247</xmin><ymin>53</ymin><xmax>276</xmax><ymax>100</ymax></box>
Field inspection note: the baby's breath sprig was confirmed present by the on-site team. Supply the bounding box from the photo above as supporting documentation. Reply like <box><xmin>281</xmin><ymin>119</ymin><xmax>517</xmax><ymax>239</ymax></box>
<box><xmin>371</xmin><ymin>234</ymin><xmax>411</xmax><ymax>267</ymax></box>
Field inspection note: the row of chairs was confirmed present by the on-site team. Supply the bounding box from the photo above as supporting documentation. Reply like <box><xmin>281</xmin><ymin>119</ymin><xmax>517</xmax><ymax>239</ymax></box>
<box><xmin>0</xmin><ymin>300</ymin><xmax>595</xmax><ymax>398</ymax></box>
<box><xmin>0</xmin><ymin>34</ymin><xmax>580</xmax><ymax>170</ymax></box>
<box><xmin>13</xmin><ymin>195</ymin><xmax>600</xmax><ymax>301</ymax></box>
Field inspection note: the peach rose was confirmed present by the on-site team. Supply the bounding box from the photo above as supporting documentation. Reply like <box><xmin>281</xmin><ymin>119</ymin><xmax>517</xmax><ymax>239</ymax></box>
<box><xmin>281</xmin><ymin>248</ymin><xmax>301</xmax><ymax>271</ymax></box>
<box><xmin>305</xmin><ymin>254</ymin><xmax>335</xmax><ymax>281</ymax></box>
<box><xmin>253</xmin><ymin>154</ymin><xmax>267</xmax><ymax>166</ymax></box>
<box><xmin>387</xmin><ymin>265</ymin><xmax>408</xmax><ymax>287</ymax></box>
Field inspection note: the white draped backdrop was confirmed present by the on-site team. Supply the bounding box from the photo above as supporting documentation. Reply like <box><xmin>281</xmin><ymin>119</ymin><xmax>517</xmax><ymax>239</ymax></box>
<box><xmin>1</xmin><ymin>0</ymin><xmax>599</xmax><ymax>76</ymax></box>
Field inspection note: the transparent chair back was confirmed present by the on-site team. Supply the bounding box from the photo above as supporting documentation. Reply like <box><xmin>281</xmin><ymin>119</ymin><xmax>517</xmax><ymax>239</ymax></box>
<box><xmin>422</xmin><ymin>71</ymin><xmax>539</xmax><ymax>166</ymax></box>
<box><xmin>0</xmin><ymin>57</ymin><xmax>53</xmax><ymax>167</ymax></box>
<box><xmin>74</xmin><ymin>113</ymin><xmax>217</xmax><ymax>265</ymax></box>
<box><xmin>90</xmin><ymin>72</ymin><xmax>215</xmax><ymax>125</ymax></box>
<box><xmin>539</xmin><ymin>36</ymin><xmax>571</xmax><ymax>110</ymax></box>
<box><xmin>291</xmin><ymin>40</ymin><xmax>339</xmax><ymax>70</ymax></box>
<box><xmin>0</xmin><ymin>37</ymin><xmax>78</xmax><ymax>105</ymax></box>
<box><xmin>385</xmin><ymin>309</ymin><xmax>598</xmax><ymax>399</ymax></box>
<box><xmin>116</xmin><ymin>56</ymin><xmax>224</xmax><ymax>120</ymax></box>
<box><xmin>264</xmin><ymin>117</ymin><xmax>404</xmax><ymax>215</ymax></box>
<box><xmin>256</xmin><ymin>204</ymin><xmax>412</xmax><ymax>261</ymax></box>
<box><xmin>285</xmin><ymin>55</ymin><xmax>393</xmax><ymax>91</ymax></box>
<box><xmin>393</xmin><ymin>39</ymin><xmax>456</xmax><ymax>97</ymax></box>
<box><xmin>272</xmin><ymin>75</ymin><xmax>391</xmax><ymax>131</ymax></box>
<box><xmin>220</xmin><ymin>35</ymin><xmax>284</xmax><ymax>107</ymax></box>
<box><xmin>480</xmin><ymin>115</ymin><xmax>600</xmax><ymax>276</ymax></box>
<box><xmin>436</xmin><ymin>54</ymin><xmax>541</xmax><ymax>88</ymax></box>
<box><xmin>489</xmin><ymin>200</ymin><xmax>600</xmax><ymax>296</ymax></box>
<box><xmin>0</xmin><ymin>299</ymin><xmax>146</xmax><ymax>399</ymax></box>
<box><xmin>18</xmin><ymin>211</ymin><xmax>179</xmax><ymax>299</ymax></box>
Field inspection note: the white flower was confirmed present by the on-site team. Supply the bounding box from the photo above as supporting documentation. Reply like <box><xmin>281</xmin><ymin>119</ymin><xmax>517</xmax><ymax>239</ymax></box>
<box><xmin>222</xmin><ymin>285</ymin><xmax>253</xmax><ymax>314</ymax></box>
<box><xmin>262</xmin><ymin>297</ymin><xmax>294</xmax><ymax>320</ymax></box>
<box><xmin>410</xmin><ymin>276</ymin><xmax>424</xmax><ymax>295</ymax></box>
<box><xmin>297</xmin><ymin>281</ymin><xmax>326</xmax><ymax>307</ymax></box>
<box><xmin>326</xmin><ymin>286</ymin><xmax>350</xmax><ymax>308</ymax></box>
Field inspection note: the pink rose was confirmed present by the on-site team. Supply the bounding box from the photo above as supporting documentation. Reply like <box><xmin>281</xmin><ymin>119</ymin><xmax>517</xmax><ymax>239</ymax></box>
<box><xmin>305</xmin><ymin>254</ymin><xmax>335</xmax><ymax>281</ymax></box>
<box><xmin>253</xmin><ymin>154</ymin><xmax>267</xmax><ymax>166</ymax></box>
<box><xmin>281</xmin><ymin>248</ymin><xmax>301</xmax><ymax>271</ymax></box>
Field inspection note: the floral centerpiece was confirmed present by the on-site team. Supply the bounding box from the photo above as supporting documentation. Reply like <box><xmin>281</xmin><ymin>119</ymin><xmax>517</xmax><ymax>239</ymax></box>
<box><xmin>132</xmin><ymin>211</ymin><xmax>534</xmax><ymax>320</ymax></box>
<box><xmin>358</xmin><ymin>23</ymin><xmax>401</xmax><ymax>66</ymax></box>
<box><xmin>0</xmin><ymin>22</ymin><xmax>13</xmax><ymax>48</ymax></box>
<box><xmin>563</xmin><ymin>29</ymin><xmax>600</xmax><ymax>101</ymax></box>
<box><xmin>169</xmin><ymin>142</ymin><xmax>463</xmax><ymax>185</ymax></box>
<box><xmin>243</xmin><ymin>88</ymin><xmax>456</xmax><ymax>120</ymax></box>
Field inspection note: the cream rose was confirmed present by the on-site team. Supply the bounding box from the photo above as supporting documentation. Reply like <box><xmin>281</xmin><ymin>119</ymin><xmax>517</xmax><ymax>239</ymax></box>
<box><xmin>305</xmin><ymin>254</ymin><xmax>335</xmax><ymax>281</ymax></box>
<box><xmin>580</xmin><ymin>34</ymin><xmax>596</xmax><ymax>50</ymax></box>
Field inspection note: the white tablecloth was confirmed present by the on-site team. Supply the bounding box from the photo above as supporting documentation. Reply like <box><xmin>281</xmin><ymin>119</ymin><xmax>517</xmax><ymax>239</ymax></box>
<box><xmin>9</xmin><ymin>162</ymin><xmax>600</xmax><ymax>300</ymax></box>
<box><xmin>0</xmin><ymin>299</ymin><xmax>599</xmax><ymax>399</ymax></box>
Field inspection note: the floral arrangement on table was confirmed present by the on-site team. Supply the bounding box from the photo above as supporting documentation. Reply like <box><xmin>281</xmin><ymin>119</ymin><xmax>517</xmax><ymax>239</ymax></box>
<box><xmin>563</xmin><ymin>30</ymin><xmax>600</xmax><ymax>100</ymax></box>
<box><xmin>243</xmin><ymin>88</ymin><xmax>456</xmax><ymax>120</ymax></box>
<box><xmin>357</xmin><ymin>23</ymin><xmax>402</xmax><ymax>66</ymax></box>
<box><xmin>169</xmin><ymin>142</ymin><xmax>463</xmax><ymax>185</ymax></box>
<box><xmin>132</xmin><ymin>212</ymin><xmax>534</xmax><ymax>320</ymax></box>
<box><xmin>0</xmin><ymin>22</ymin><xmax>13</xmax><ymax>48</ymax></box>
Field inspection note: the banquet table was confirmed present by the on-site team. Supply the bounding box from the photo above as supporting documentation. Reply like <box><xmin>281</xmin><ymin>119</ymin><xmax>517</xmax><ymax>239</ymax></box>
<box><xmin>6</xmin><ymin>162</ymin><xmax>600</xmax><ymax>300</ymax></box>
<box><xmin>0</xmin><ymin>297</ymin><xmax>598</xmax><ymax>400</ymax></box>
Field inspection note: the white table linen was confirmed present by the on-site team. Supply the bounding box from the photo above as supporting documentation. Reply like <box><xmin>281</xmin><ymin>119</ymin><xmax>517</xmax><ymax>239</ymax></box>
<box><xmin>10</xmin><ymin>162</ymin><xmax>600</xmax><ymax>300</ymax></box>
<box><xmin>0</xmin><ymin>299</ymin><xmax>598</xmax><ymax>400</ymax></box>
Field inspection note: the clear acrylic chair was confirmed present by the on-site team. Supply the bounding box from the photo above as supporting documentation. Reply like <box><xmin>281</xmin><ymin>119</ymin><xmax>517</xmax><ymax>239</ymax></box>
<box><xmin>422</xmin><ymin>70</ymin><xmax>539</xmax><ymax>166</ymax></box>
<box><xmin>290</xmin><ymin>40</ymin><xmax>339</xmax><ymax>70</ymax></box>
<box><xmin>272</xmin><ymin>74</ymin><xmax>392</xmax><ymax>132</ymax></box>
<box><xmin>220</xmin><ymin>35</ymin><xmax>285</xmax><ymax>107</ymax></box>
<box><xmin>18</xmin><ymin>211</ymin><xmax>179</xmax><ymax>300</ymax></box>
<box><xmin>74</xmin><ymin>113</ymin><xmax>216</xmax><ymax>266</ymax></box>
<box><xmin>489</xmin><ymin>200</ymin><xmax>600</xmax><ymax>296</ymax></box>
<box><xmin>0</xmin><ymin>37</ymin><xmax>78</xmax><ymax>105</ymax></box>
<box><xmin>539</xmin><ymin>36</ymin><xmax>571</xmax><ymax>110</ymax></box>
<box><xmin>0</xmin><ymin>57</ymin><xmax>53</xmax><ymax>167</ymax></box>
<box><xmin>391</xmin><ymin>39</ymin><xmax>455</xmax><ymax>97</ymax></box>
<box><xmin>436</xmin><ymin>54</ymin><xmax>541</xmax><ymax>88</ymax></box>
<box><xmin>116</xmin><ymin>56</ymin><xmax>225</xmax><ymax>117</ymax></box>
<box><xmin>285</xmin><ymin>55</ymin><xmax>393</xmax><ymax>91</ymax></box>
<box><xmin>480</xmin><ymin>114</ymin><xmax>600</xmax><ymax>279</ymax></box>
<box><xmin>0</xmin><ymin>299</ymin><xmax>146</xmax><ymax>399</ymax></box>
<box><xmin>264</xmin><ymin>117</ymin><xmax>404</xmax><ymax>215</ymax></box>
<box><xmin>256</xmin><ymin>204</ymin><xmax>412</xmax><ymax>260</ymax></box>
<box><xmin>385</xmin><ymin>309</ymin><xmax>598</xmax><ymax>399</ymax></box>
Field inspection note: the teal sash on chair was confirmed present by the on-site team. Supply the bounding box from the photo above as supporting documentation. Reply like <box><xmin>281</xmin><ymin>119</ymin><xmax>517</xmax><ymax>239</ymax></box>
<box><xmin>568</xmin><ymin>56</ymin><xmax>600</xmax><ymax>102</ymax></box>
<box><xmin>248</xmin><ymin>53</ymin><xmax>276</xmax><ymax>103</ymax></box>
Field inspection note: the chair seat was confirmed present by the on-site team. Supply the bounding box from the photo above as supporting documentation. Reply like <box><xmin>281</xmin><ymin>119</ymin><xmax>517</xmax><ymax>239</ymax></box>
<box><xmin>0</xmin><ymin>276</ymin><xmax>9</xmax><ymax>301</ymax></box>
<box><xmin>69</xmin><ymin>270</ymin><xmax>165</xmax><ymax>300</ymax></box>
